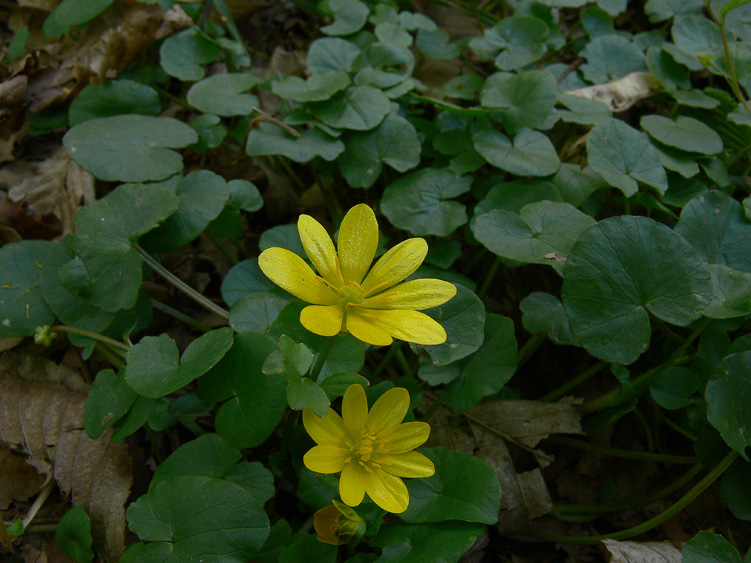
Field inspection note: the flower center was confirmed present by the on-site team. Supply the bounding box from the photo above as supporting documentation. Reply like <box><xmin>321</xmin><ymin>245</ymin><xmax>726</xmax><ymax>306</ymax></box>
<box><xmin>340</xmin><ymin>281</ymin><xmax>366</xmax><ymax>306</ymax></box>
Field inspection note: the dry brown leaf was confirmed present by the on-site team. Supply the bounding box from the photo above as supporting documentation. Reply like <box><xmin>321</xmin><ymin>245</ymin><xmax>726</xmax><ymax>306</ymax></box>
<box><xmin>465</xmin><ymin>399</ymin><xmax>584</xmax><ymax>466</ymax></box>
<box><xmin>0</xmin><ymin>352</ymin><xmax>133</xmax><ymax>562</ymax></box>
<box><xmin>0</xmin><ymin>147</ymin><xmax>95</xmax><ymax>236</ymax></box>
<box><xmin>601</xmin><ymin>539</ymin><xmax>683</xmax><ymax>562</ymax></box>
<box><xmin>0</xmin><ymin>447</ymin><xmax>45</xmax><ymax>510</ymax></box>
<box><xmin>565</xmin><ymin>72</ymin><xmax>661</xmax><ymax>113</ymax></box>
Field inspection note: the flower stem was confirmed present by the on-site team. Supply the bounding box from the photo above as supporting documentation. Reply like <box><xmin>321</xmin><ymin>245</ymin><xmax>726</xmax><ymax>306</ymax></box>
<box><xmin>370</xmin><ymin>341</ymin><xmax>403</xmax><ymax>379</ymax></box>
<box><xmin>94</xmin><ymin>343</ymin><xmax>125</xmax><ymax>369</ymax></box>
<box><xmin>517</xmin><ymin>334</ymin><xmax>544</xmax><ymax>369</ymax></box>
<box><xmin>477</xmin><ymin>256</ymin><xmax>501</xmax><ymax>299</ymax></box>
<box><xmin>395</xmin><ymin>349</ymin><xmax>413</xmax><ymax>378</ymax></box>
<box><xmin>205</xmin><ymin>229</ymin><xmax>240</xmax><ymax>265</ymax></box>
<box><xmin>137</xmin><ymin>246</ymin><xmax>230</xmax><ymax>321</ymax></box>
<box><xmin>52</xmin><ymin>325</ymin><xmax>130</xmax><ymax>353</ymax></box>
<box><xmin>553</xmin><ymin>463</ymin><xmax>703</xmax><ymax>515</ymax></box>
<box><xmin>581</xmin><ymin>317</ymin><xmax>711</xmax><ymax>414</ymax></box>
<box><xmin>529</xmin><ymin>450</ymin><xmax>738</xmax><ymax>545</ymax></box>
<box><xmin>152</xmin><ymin>299</ymin><xmax>212</xmax><ymax>332</ymax></box>
<box><xmin>545</xmin><ymin>436</ymin><xmax>698</xmax><ymax>464</ymax></box>
<box><xmin>310</xmin><ymin>335</ymin><xmax>337</xmax><ymax>382</ymax></box>
<box><xmin>539</xmin><ymin>361</ymin><xmax>608</xmax><ymax>402</ymax></box>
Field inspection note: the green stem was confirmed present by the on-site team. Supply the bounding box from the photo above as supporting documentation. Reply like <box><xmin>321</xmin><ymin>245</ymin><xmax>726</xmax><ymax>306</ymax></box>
<box><xmin>94</xmin><ymin>343</ymin><xmax>125</xmax><ymax>369</ymax></box>
<box><xmin>52</xmin><ymin>325</ymin><xmax>130</xmax><ymax>353</ymax></box>
<box><xmin>517</xmin><ymin>334</ymin><xmax>544</xmax><ymax>369</ymax></box>
<box><xmin>205</xmin><ymin>230</ymin><xmax>239</xmax><ymax>265</ymax></box>
<box><xmin>546</xmin><ymin>436</ymin><xmax>699</xmax><ymax>464</ymax></box>
<box><xmin>181</xmin><ymin>419</ymin><xmax>207</xmax><ymax>436</ymax></box>
<box><xmin>539</xmin><ymin>361</ymin><xmax>607</xmax><ymax>402</ymax></box>
<box><xmin>421</xmin><ymin>393</ymin><xmax>444</xmax><ymax>422</ymax></box>
<box><xmin>310</xmin><ymin>336</ymin><xmax>337</xmax><ymax>382</ymax></box>
<box><xmin>581</xmin><ymin>317</ymin><xmax>711</xmax><ymax>414</ymax></box>
<box><xmin>395</xmin><ymin>349</ymin><xmax>413</xmax><ymax>378</ymax></box>
<box><xmin>553</xmin><ymin>463</ymin><xmax>703</xmax><ymax>515</ymax></box>
<box><xmin>531</xmin><ymin>450</ymin><xmax>738</xmax><ymax>545</ymax></box>
<box><xmin>659</xmin><ymin>410</ymin><xmax>698</xmax><ymax>442</ymax></box>
<box><xmin>138</xmin><ymin>246</ymin><xmax>230</xmax><ymax>321</ymax></box>
<box><xmin>152</xmin><ymin>299</ymin><xmax>212</xmax><ymax>332</ymax></box>
<box><xmin>23</xmin><ymin>524</ymin><xmax>58</xmax><ymax>534</ymax></box>
<box><xmin>371</xmin><ymin>341</ymin><xmax>403</xmax><ymax>379</ymax></box>
<box><xmin>477</xmin><ymin>256</ymin><xmax>501</xmax><ymax>299</ymax></box>
<box><xmin>145</xmin><ymin>426</ymin><xmax>165</xmax><ymax>465</ymax></box>
<box><xmin>707</xmin><ymin>0</ymin><xmax>751</xmax><ymax>118</ymax></box>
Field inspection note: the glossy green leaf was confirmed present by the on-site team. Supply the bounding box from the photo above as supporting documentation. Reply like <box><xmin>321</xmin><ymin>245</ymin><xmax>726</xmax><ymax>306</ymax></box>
<box><xmin>683</xmin><ymin>531</ymin><xmax>743</xmax><ymax>563</ymax></box>
<box><xmin>307</xmin><ymin>37</ymin><xmax>362</xmax><ymax>73</ymax></box>
<box><xmin>706</xmin><ymin>351</ymin><xmax>751</xmax><ymax>460</ymax></box>
<box><xmin>520</xmin><ymin>292</ymin><xmax>580</xmax><ymax>346</ymax></box>
<box><xmin>380</xmin><ymin>168</ymin><xmax>471</xmax><ymax>236</ymax></box>
<box><xmin>474</xmin><ymin>180</ymin><xmax>562</xmax><ymax>217</ymax></box>
<box><xmin>581</xmin><ymin>35</ymin><xmax>647</xmax><ymax>83</ymax></box>
<box><xmin>401</xmin><ymin>447</ymin><xmax>501</xmax><ymax>524</ymax></box>
<box><xmin>263</xmin><ymin>335</ymin><xmax>314</xmax><ymax>381</ymax></box>
<box><xmin>652</xmin><ymin>142</ymin><xmax>700</xmax><ymax>178</ymax></box>
<box><xmin>286</xmin><ymin>378</ymin><xmax>330</xmax><ymax>417</ymax></box>
<box><xmin>321</xmin><ymin>0</ymin><xmax>368</xmax><ymax>35</ymax></box>
<box><xmin>0</xmin><ymin>240</ymin><xmax>56</xmax><ymax>338</ymax></box>
<box><xmin>418</xmin><ymin>285</ymin><xmax>486</xmax><ymax>366</ymax></box>
<box><xmin>469</xmin><ymin>16</ymin><xmax>549</xmax><ymax>67</ymax></box>
<box><xmin>675</xmin><ymin>191</ymin><xmax>751</xmax><ymax>272</ymax></box>
<box><xmin>69</xmin><ymin>80</ymin><xmax>161</xmax><ymax>125</ymax></box>
<box><xmin>63</xmin><ymin>115</ymin><xmax>198</xmax><ymax>182</ymax></box>
<box><xmin>704</xmin><ymin>264</ymin><xmax>751</xmax><ymax>319</ymax></box>
<box><xmin>308</xmin><ymin>86</ymin><xmax>390</xmax><ymax>131</ymax></box>
<box><xmin>721</xmin><ymin>459</ymin><xmax>751</xmax><ymax>520</ymax></box>
<box><xmin>187</xmin><ymin>73</ymin><xmax>259</xmax><ymax>117</ymax></box>
<box><xmin>317</xmin><ymin>372</ymin><xmax>370</xmax><ymax>397</ymax></box>
<box><xmin>126</xmin><ymin>476</ymin><xmax>269</xmax><ymax>563</ymax></box>
<box><xmin>64</xmin><ymin>183</ymin><xmax>179</xmax><ymax>312</ymax></box>
<box><xmin>229</xmin><ymin>179</ymin><xmax>263</xmax><ymax>212</ymax></box>
<box><xmin>47</xmin><ymin>0</ymin><xmax>113</xmax><ymax>28</ymax></box>
<box><xmin>190</xmin><ymin>114</ymin><xmax>227</xmax><ymax>152</ymax></box>
<box><xmin>372</xmin><ymin>521</ymin><xmax>486</xmax><ymax>563</ymax></box>
<box><xmin>279</xmin><ymin>533</ymin><xmax>337</xmax><ymax>563</ymax></box>
<box><xmin>557</xmin><ymin>93</ymin><xmax>612</xmax><ymax>125</ymax></box>
<box><xmin>551</xmin><ymin>163</ymin><xmax>609</xmax><ymax>207</ymax></box>
<box><xmin>271</xmin><ymin>71</ymin><xmax>350</xmax><ymax>102</ymax></box>
<box><xmin>473</xmin><ymin>202</ymin><xmax>596</xmax><ymax>275</ymax></box>
<box><xmin>473</xmin><ymin>128</ymin><xmax>561</xmax><ymax>176</ymax></box>
<box><xmin>481</xmin><ymin>70</ymin><xmax>558</xmax><ymax>134</ymax></box>
<box><xmin>649</xmin><ymin>367</ymin><xmax>700</xmax><ymax>409</ymax></box>
<box><xmin>56</xmin><ymin>506</ymin><xmax>94</xmax><ymax>563</ymax></box>
<box><xmin>110</xmin><ymin>396</ymin><xmax>157</xmax><ymax>441</ymax></box>
<box><xmin>338</xmin><ymin>112</ymin><xmax>421</xmax><ymax>188</ymax></box>
<box><xmin>160</xmin><ymin>27</ymin><xmax>222</xmax><ymax>81</ymax></box>
<box><xmin>641</xmin><ymin>115</ymin><xmax>723</xmax><ymax>154</ymax></box>
<box><xmin>562</xmin><ymin>216</ymin><xmax>712</xmax><ymax>364</ymax></box>
<box><xmin>415</xmin><ymin>28</ymin><xmax>466</xmax><ymax>60</ymax></box>
<box><xmin>221</xmin><ymin>259</ymin><xmax>280</xmax><ymax>306</ymax></box>
<box><xmin>230</xmin><ymin>291</ymin><xmax>291</xmax><ymax>334</ymax></box>
<box><xmin>646</xmin><ymin>46</ymin><xmax>691</xmax><ymax>90</ymax></box>
<box><xmin>246</xmin><ymin>122</ymin><xmax>344</xmax><ymax>162</ymax></box>
<box><xmin>125</xmin><ymin>328</ymin><xmax>234</xmax><ymax>398</ymax></box>
<box><xmin>84</xmin><ymin>369</ymin><xmax>137</xmax><ymax>439</ymax></box>
<box><xmin>587</xmin><ymin>119</ymin><xmax>667</xmax><ymax>196</ymax></box>
<box><xmin>142</xmin><ymin>171</ymin><xmax>230</xmax><ymax>252</ymax></box>
<box><xmin>645</xmin><ymin>0</ymin><xmax>704</xmax><ymax>22</ymax></box>
<box><xmin>672</xmin><ymin>16</ymin><xmax>722</xmax><ymax>57</ymax></box>
<box><xmin>427</xmin><ymin>314</ymin><xmax>517</xmax><ymax>411</ymax></box>
<box><xmin>198</xmin><ymin>332</ymin><xmax>286</xmax><ymax>448</ymax></box>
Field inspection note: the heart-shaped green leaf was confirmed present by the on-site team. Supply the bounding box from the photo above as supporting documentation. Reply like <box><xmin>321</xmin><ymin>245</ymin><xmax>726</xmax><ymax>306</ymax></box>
<box><xmin>69</xmin><ymin>80</ymin><xmax>161</xmax><ymax>125</ymax></box>
<box><xmin>641</xmin><ymin>115</ymin><xmax>723</xmax><ymax>154</ymax></box>
<box><xmin>246</xmin><ymin>123</ymin><xmax>344</xmax><ymax>162</ymax></box>
<box><xmin>481</xmin><ymin>70</ymin><xmax>557</xmax><ymax>133</ymax></box>
<box><xmin>187</xmin><ymin>73</ymin><xmax>260</xmax><ymax>117</ymax></box>
<box><xmin>707</xmin><ymin>351</ymin><xmax>751</xmax><ymax>460</ymax></box>
<box><xmin>473</xmin><ymin>128</ymin><xmax>561</xmax><ymax>177</ymax></box>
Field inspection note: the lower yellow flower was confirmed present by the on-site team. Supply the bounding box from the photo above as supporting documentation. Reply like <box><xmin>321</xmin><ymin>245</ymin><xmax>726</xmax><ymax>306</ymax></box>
<box><xmin>258</xmin><ymin>204</ymin><xmax>456</xmax><ymax>346</ymax></box>
<box><xmin>314</xmin><ymin>500</ymin><xmax>365</xmax><ymax>545</ymax></box>
<box><xmin>303</xmin><ymin>384</ymin><xmax>435</xmax><ymax>514</ymax></box>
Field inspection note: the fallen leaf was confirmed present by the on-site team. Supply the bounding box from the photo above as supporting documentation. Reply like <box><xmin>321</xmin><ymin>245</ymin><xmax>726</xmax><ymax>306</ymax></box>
<box><xmin>0</xmin><ymin>447</ymin><xmax>45</xmax><ymax>510</ymax></box>
<box><xmin>0</xmin><ymin>147</ymin><xmax>95</xmax><ymax>236</ymax></box>
<box><xmin>0</xmin><ymin>352</ymin><xmax>133</xmax><ymax>561</ymax></box>
<box><xmin>601</xmin><ymin>538</ymin><xmax>683</xmax><ymax>562</ymax></box>
<box><xmin>566</xmin><ymin>72</ymin><xmax>661</xmax><ymax>113</ymax></box>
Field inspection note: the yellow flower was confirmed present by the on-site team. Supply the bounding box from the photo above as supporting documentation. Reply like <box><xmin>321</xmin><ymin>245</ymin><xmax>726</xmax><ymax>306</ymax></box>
<box><xmin>258</xmin><ymin>204</ymin><xmax>456</xmax><ymax>346</ymax></box>
<box><xmin>313</xmin><ymin>499</ymin><xmax>365</xmax><ymax>545</ymax></box>
<box><xmin>303</xmin><ymin>383</ymin><xmax>435</xmax><ymax>514</ymax></box>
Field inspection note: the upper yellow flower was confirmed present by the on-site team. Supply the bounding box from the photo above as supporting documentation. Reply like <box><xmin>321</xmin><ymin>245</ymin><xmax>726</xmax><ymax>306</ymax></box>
<box><xmin>258</xmin><ymin>204</ymin><xmax>456</xmax><ymax>346</ymax></box>
<box><xmin>303</xmin><ymin>384</ymin><xmax>434</xmax><ymax>513</ymax></box>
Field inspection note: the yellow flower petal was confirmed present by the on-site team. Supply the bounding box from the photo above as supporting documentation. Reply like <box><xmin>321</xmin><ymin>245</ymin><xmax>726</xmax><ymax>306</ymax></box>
<box><xmin>365</xmin><ymin>467</ymin><xmax>409</xmax><ymax>513</ymax></box>
<box><xmin>357</xmin><ymin>309</ymin><xmax>447</xmax><ymax>345</ymax></box>
<box><xmin>361</xmin><ymin>238</ymin><xmax>428</xmax><ymax>295</ymax></box>
<box><xmin>376</xmin><ymin>421</ymin><xmax>431</xmax><ymax>453</ymax></box>
<box><xmin>303</xmin><ymin>408</ymin><xmax>347</xmax><ymax>445</ymax></box>
<box><xmin>362</xmin><ymin>279</ymin><xmax>457</xmax><ymax>310</ymax></box>
<box><xmin>258</xmin><ymin>248</ymin><xmax>339</xmax><ymax>305</ymax></box>
<box><xmin>366</xmin><ymin>387</ymin><xmax>409</xmax><ymax>432</ymax></box>
<box><xmin>303</xmin><ymin>444</ymin><xmax>349</xmax><ymax>474</ymax></box>
<box><xmin>298</xmin><ymin>214</ymin><xmax>345</xmax><ymax>288</ymax></box>
<box><xmin>340</xmin><ymin>462</ymin><xmax>367</xmax><ymax>507</ymax></box>
<box><xmin>300</xmin><ymin>305</ymin><xmax>345</xmax><ymax>337</ymax></box>
<box><xmin>345</xmin><ymin>310</ymin><xmax>393</xmax><ymax>347</ymax></box>
<box><xmin>342</xmin><ymin>384</ymin><xmax>368</xmax><ymax>433</ymax></box>
<box><xmin>372</xmin><ymin>451</ymin><xmax>435</xmax><ymax>478</ymax></box>
<box><xmin>338</xmin><ymin>204</ymin><xmax>379</xmax><ymax>284</ymax></box>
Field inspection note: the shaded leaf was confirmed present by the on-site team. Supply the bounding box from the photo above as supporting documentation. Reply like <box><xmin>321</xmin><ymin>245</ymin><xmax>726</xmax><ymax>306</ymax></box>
<box><xmin>246</xmin><ymin>123</ymin><xmax>344</xmax><ymax>162</ymax></box>
<box><xmin>187</xmin><ymin>73</ymin><xmax>260</xmax><ymax>117</ymax></box>
<box><xmin>473</xmin><ymin>128</ymin><xmax>560</xmax><ymax>176</ymax></box>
